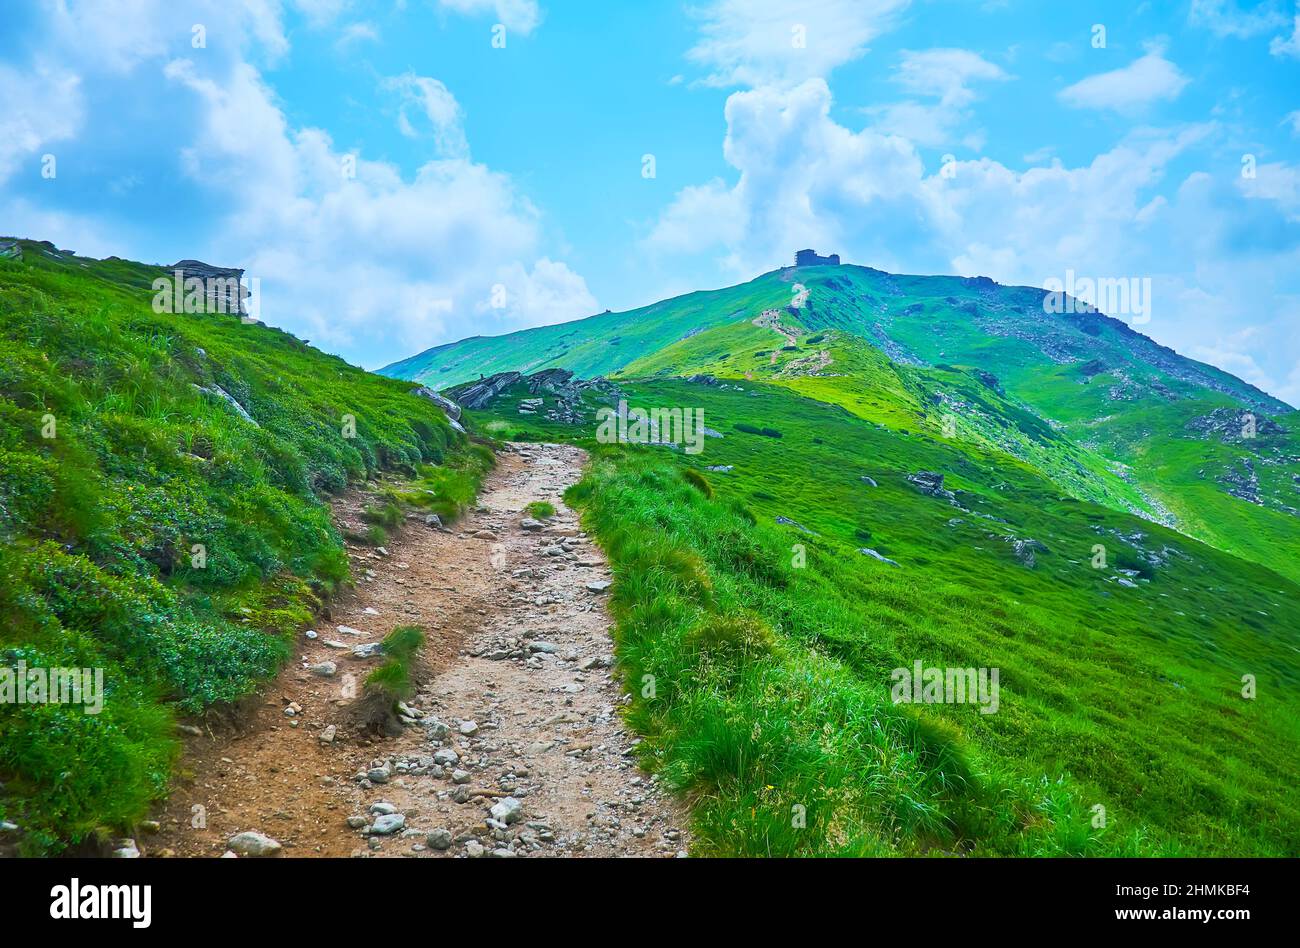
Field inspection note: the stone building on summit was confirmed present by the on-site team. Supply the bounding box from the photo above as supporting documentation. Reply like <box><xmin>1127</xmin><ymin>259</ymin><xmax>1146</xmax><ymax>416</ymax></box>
<box><xmin>795</xmin><ymin>248</ymin><xmax>840</xmax><ymax>267</ymax></box>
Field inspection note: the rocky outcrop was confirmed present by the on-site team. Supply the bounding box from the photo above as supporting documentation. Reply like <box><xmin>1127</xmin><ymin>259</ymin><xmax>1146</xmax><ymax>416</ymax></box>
<box><xmin>973</xmin><ymin>369</ymin><xmax>1003</xmax><ymax>394</ymax></box>
<box><xmin>1007</xmin><ymin>537</ymin><xmax>1047</xmax><ymax>568</ymax></box>
<box><xmin>171</xmin><ymin>260</ymin><xmax>248</xmax><ymax>317</ymax></box>
<box><xmin>191</xmin><ymin>383</ymin><xmax>257</xmax><ymax>426</ymax></box>
<box><xmin>446</xmin><ymin>369</ymin><xmax>624</xmax><ymax>425</ymax></box>
<box><xmin>775</xmin><ymin>516</ymin><xmax>816</xmax><ymax>535</ymax></box>
<box><xmin>412</xmin><ymin>387</ymin><xmax>466</xmax><ymax>433</ymax></box>
<box><xmin>1186</xmin><ymin>407</ymin><xmax>1286</xmax><ymax>441</ymax></box>
<box><xmin>1218</xmin><ymin>457</ymin><xmax>1260</xmax><ymax>504</ymax></box>
<box><xmin>0</xmin><ymin>239</ymin><xmax>21</xmax><ymax>261</ymax></box>
<box><xmin>449</xmin><ymin>372</ymin><xmax>523</xmax><ymax>409</ymax></box>
<box><xmin>525</xmin><ymin>368</ymin><xmax>576</xmax><ymax>395</ymax></box>
<box><xmin>907</xmin><ymin>471</ymin><xmax>955</xmax><ymax>502</ymax></box>
<box><xmin>858</xmin><ymin>547</ymin><xmax>899</xmax><ymax>566</ymax></box>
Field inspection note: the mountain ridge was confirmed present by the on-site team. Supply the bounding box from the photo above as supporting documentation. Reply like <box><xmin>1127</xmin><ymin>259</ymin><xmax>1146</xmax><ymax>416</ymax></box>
<box><xmin>380</xmin><ymin>263</ymin><xmax>1293</xmax><ymax>412</ymax></box>
<box><xmin>382</xmin><ymin>260</ymin><xmax>1300</xmax><ymax>584</ymax></box>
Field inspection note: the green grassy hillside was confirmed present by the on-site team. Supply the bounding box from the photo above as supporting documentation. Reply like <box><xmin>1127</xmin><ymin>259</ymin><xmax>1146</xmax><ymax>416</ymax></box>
<box><xmin>465</xmin><ymin>377</ymin><xmax>1300</xmax><ymax>856</ymax></box>
<box><xmin>387</xmin><ymin>263</ymin><xmax>1300</xmax><ymax>583</ymax></box>
<box><xmin>0</xmin><ymin>239</ymin><xmax>468</xmax><ymax>853</ymax></box>
<box><xmin>379</xmin><ymin>270</ymin><xmax>800</xmax><ymax>387</ymax></box>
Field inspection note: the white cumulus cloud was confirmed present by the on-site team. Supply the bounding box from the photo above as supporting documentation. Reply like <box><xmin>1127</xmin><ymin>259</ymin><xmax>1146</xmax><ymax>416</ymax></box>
<box><xmin>1058</xmin><ymin>47</ymin><xmax>1190</xmax><ymax>115</ymax></box>
<box><xmin>436</xmin><ymin>0</ymin><xmax>542</xmax><ymax>36</ymax></box>
<box><xmin>867</xmin><ymin>48</ymin><xmax>1011</xmax><ymax>148</ymax></box>
<box><xmin>383</xmin><ymin>73</ymin><xmax>470</xmax><ymax>158</ymax></box>
<box><xmin>687</xmin><ymin>0</ymin><xmax>911</xmax><ymax>87</ymax></box>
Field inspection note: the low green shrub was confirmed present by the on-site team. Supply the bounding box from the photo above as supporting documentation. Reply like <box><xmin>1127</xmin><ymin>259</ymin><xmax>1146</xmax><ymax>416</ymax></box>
<box><xmin>526</xmin><ymin>500</ymin><xmax>556</xmax><ymax>519</ymax></box>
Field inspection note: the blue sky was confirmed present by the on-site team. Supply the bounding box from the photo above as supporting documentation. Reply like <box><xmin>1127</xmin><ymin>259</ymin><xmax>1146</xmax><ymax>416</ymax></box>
<box><xmin>1</xmin><ymin>0</ymin><xmax>1298</xmax><ymax>402</ymax></box>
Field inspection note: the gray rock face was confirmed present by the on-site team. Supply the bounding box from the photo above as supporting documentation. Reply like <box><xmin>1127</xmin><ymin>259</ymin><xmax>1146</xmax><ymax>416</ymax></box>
<box><xmin>309</xmin><ymin>661</ymin><xmax>337</xmax><ymax>677</ymax></box>
<box><xmin>352</xmin><ymin>643</ymin><xmax>384</xmax><ymax>659</ymax></box>
<box><xmin>973</xmin><ymin>369</ymin><xmax>1003</xmax><ymax>393</ymax></box>
<box><xmin>907</xmin><ymin>471</ymin><xmax>955</xmax><ymax>501</ymax></box>
<box><xmin>171</xmin><ymin>259</ymin><xmax>248</xmax><ymax>316</ymax></box>
<box><xmin>857</xmin><ymin>547</ymin><xmax>900</xmax><ymax>566</ymax></box>
<box><xmin>775</xmin><ymin>516</ymin><xmax>816</xmax><ymax>535</ymax></box>
<box><xmin>860</xmin><ymin>475</ymin><xmax>878</xmax><ymax>487</ymax></box>
<box><xmin>1186</xmin><ymin>407</ymin><xmax>1285</xmax><ymax>441</ymax></box>
<box><xmin>527</xmin><ymin>368</ymin><xmax>576</xmax><ymax>395</ymax></box>
<box><xmin>191</xmin><ymin>383</ymin><xmax>257</xmax><ymax>426</ymax></box>
<box><xmin>412</xmin><ymin>387</ymin><xmax>467</xmax><ymax>433</ymax></box>
<box><xmin>446</xmin><ymin>369</ymin><xmax>625</xmax><ymax>424</ymax></box>
<box><xmin>449</xmin><ymin>372</ymin><xmax>523</xmax><ymax>409</ymax></box>
<box><xmin>1217</xmin><ymin>457</ymin><xmax>1261</xmax><ymax>505</ymax></box>
<box><xmin>1009</xmin><ymin>537</ymin><xmax>1048</xmax><ymax>568</ymax></box>
<box><xmin>227</xmin><ymin>831</ymin><xmax>282</xmax><ymax>857</ymax></box>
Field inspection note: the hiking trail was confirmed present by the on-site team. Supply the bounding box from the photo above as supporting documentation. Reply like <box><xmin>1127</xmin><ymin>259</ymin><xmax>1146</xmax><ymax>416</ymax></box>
<box><xmin>152</xmin><ymin>442</ymin><xmax>688</xmax><ymax>858</ymax></box>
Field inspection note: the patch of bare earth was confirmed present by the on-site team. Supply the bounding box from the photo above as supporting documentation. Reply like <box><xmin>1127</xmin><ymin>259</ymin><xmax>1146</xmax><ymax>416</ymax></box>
<box><xmin>150</xmin><ymin>442</ymin><xmax>688</xmax><ymax>858</ymax></box>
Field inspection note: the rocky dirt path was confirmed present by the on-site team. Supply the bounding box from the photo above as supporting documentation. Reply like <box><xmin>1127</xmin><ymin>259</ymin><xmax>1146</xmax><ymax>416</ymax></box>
<box><xmin>754</xmin><ymin>308</ymin><xmax>800</xmax><ymax>364</ymax></box>
<box><xmin>151</xmin><ymin>442</ymin><xmax>687</xmax><ymax>858</ymax></box>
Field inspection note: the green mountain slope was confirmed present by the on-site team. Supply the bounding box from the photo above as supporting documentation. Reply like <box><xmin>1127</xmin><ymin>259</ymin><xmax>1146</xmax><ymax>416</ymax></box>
<box><xmin>455</xmin><ymin>376</ymin><xmax>1300</xmax><ymax>856</ymax></box>
<box><xmin>0</xmin><ymin>239</ymin><xmax>468</xmax><ymax>853</ymax></box>
<box><xmin>379</xmin><ymin>270</ymin><xmax>801</xmax><ymax>387</ymax></box>
<box><xmin>384</xmin><ymin>262</ymin><xmax>1300</xmax><ymax>582</ymax></box>
<box><xmin>383</xmin><ymin>257</ymin><xmax>1300</xmax><ymax>855</ymax></box>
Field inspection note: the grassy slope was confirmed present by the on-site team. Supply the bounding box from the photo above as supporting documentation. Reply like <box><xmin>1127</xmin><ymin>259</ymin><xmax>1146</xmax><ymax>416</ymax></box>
<box><xmin>809</xmin><ymin>267</ymin><xmax>1300</xmax><ymax>580</ymax></box>
<box><xmin>409</xmin><ymin>261</ymin><xmax>1298</xmax><ymax>581</ymax></box>
<box><xmin>619</xmin><ymin>318</ymin><xmax>1155</xmax><ymax>515</ymax></box>
<box><xmin>0</xmin><ymin>240</ymin><xmax>468</xmax><ymax>853</ymax></box>
<box><xmin>378</xmin><ymin>270</ymin><xmax>801</xmax><ymax>388</ymax></box>
<box><xmin>467</xmin><ymin>379</ymin><xmax>1300</xmax><ymax>856</ymax></box>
